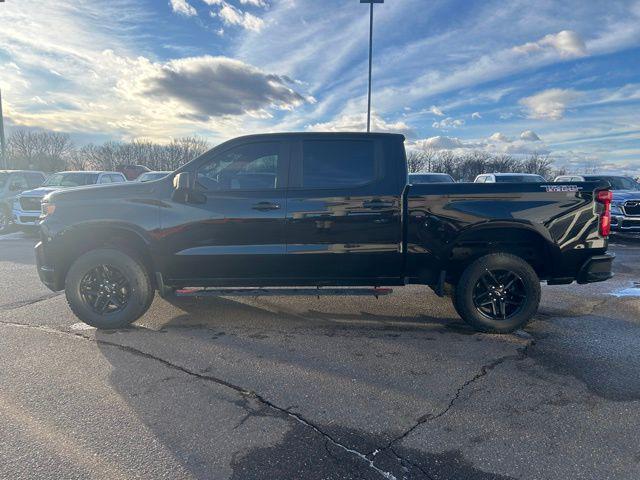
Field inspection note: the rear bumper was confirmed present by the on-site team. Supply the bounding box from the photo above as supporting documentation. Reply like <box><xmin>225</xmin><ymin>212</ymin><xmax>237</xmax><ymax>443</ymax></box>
<box><xmin>35</xmin><ymin>240</ymin><xmax>64</xmax><ymax>291</ymax></box>
<box><xmin>576</xmin><ymin>254</ymin><xmax>615</xmax><ymax>284</ymax></box>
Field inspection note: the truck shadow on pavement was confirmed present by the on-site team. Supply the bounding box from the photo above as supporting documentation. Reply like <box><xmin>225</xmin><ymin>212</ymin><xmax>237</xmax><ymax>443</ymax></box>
<box><xmin>91</xmin><ymin>294</ymin><xmax>525</xmax><ymax>479</ymax></box>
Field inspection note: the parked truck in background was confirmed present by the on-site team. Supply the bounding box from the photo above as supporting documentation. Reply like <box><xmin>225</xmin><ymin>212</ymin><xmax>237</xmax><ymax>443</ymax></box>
<box><xmin>13</xmin><ymin>171</ymin><xmax>127</xmax><ymax>233</ymax></box>
<box><xmin>35</xmin><ymin>133</ymin><xmax>614</xmax><ymax>333</ymax></box>
<box><xmin>555</xmin><ymin>174</ymin><xmax>640</xmax><ymax>233</ymax></box>
<box><xmin>0</xmin><ymin>170</ymin><xmax>46</xmax><ymax>234</ymax></box>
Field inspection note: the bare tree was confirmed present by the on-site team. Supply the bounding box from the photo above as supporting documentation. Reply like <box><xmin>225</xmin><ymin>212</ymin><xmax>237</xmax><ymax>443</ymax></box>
<box><xmin>7</xmin><ymin>130</ymin><xmax>74</xmax><ymax>172</ymax></box>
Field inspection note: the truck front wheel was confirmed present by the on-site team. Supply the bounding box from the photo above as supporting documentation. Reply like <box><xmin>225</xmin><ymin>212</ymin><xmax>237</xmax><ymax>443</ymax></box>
<box><xmin>65</xmin><ymin>249</ymin><xmax>154</xmax><ymax>329</ymax></box>
<box><xmin>453</xmin><ymin>253</ymin><xmax>541</xmax><ymax>333</ymax></box>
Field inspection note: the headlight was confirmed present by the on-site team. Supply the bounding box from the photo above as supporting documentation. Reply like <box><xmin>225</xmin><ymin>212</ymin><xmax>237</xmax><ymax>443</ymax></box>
<box><xmin>41</xmin><ymin>202</ymin><xmax>56</xmax><ymax>218</ymax></box>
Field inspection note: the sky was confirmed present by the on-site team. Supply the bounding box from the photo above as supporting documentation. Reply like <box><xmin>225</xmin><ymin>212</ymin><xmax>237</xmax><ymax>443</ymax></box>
<box><xmin>0</xmin><ymin>0</ymin><xmax>639</xmax><ymax>173</ymax></box>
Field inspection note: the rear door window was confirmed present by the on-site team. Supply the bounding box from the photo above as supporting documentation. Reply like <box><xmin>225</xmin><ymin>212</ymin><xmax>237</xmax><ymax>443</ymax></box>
<box><xmin>300</xmin><ymin>140</ymin><xmax>376</xmax><ymax>189</ymax></box>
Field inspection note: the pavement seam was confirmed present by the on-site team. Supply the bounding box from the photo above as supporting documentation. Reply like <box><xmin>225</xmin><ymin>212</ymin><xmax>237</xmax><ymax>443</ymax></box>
<box><xmin>0</xmin><ymin>320</ymin><xmax>400</xmax><ymax>480</ymax></box>
<box><xmin>0</xmin><ymin>292</ymin><xmax>62</xmax><ymax>312</ymax></box>
<box><xmin>371</xmin><ymin>339</ymin><xmax>535</xmax><ymax>474</ymax></box>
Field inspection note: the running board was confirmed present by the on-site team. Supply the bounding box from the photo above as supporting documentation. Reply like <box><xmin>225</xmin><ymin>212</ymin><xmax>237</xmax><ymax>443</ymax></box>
<box><xmin>175</xmin><ymin>287</ymin><xmax>393</xmax><ymax>298</ymax></box>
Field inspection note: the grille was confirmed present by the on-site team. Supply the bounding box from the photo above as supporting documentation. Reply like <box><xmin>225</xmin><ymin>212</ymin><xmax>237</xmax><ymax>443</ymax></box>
<box><xmin>623</xmin><ymin>201</ymin><xmax>640</xmax><ymax>217</ymax></box>
<box><xmin>20</xmin><ymin>197</ymin><xmax>42</xmax><ymax>212</ymax></box>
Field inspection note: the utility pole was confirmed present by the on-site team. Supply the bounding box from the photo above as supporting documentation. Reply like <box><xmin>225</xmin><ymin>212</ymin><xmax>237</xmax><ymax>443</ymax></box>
<box><xmin>0</xmin><ymin>89</ymin><xmax>6</xmax><ymax>169</ymax></box>
<box><xmin>360</xmin><ymin>0</ymin><xmax>384</xmax><ymax>133</ymax></box>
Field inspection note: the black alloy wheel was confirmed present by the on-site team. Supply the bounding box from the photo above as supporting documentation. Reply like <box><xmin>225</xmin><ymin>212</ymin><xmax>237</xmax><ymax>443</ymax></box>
<box><xmin>472</xmin><ymin>269</ymin><xmax>526</xmax><ymax>321</ymax></box>
<box><xmin>452</xmin><ymin>253</ymin><xmax>541</xmax><ymax>333</ymax></box>
<box><xmin>79</xmin><ymin>265</ymin><xmax>132</xmax><ymax>315</ymax></box>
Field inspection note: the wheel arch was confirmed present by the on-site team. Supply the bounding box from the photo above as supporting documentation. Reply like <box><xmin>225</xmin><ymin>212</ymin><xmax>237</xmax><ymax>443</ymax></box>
<box><xmin>53</xmin><ymin>221</ymin><xmax>156</xmax><ymax>287</ymax></box>
<box><xmin>445</xmin><ymin>222</ymin><xmax>558</xmax><ymax>282</ymax></box>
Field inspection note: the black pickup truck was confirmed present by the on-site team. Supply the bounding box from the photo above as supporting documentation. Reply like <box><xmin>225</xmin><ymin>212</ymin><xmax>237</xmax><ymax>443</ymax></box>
<box><xmin>36</xmin><ymin>133</ymin><xmax>614</xmax><ymax>332</ymax></box>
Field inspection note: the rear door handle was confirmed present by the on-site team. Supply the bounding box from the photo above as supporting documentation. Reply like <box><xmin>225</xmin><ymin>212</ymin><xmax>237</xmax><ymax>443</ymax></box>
<box><xmin>252</xmin><ymin>202</ymin><xmax>281</xmax><ymax>211</ymax></box>
<box><xmin>363</xmin><ymin>200</ymin><xmax>394</xmax><ymax>209</ymax></box>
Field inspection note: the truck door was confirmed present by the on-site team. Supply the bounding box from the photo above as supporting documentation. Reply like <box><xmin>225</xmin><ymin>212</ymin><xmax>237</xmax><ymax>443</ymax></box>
<box><xmin>160</xmin><ymin>140</ymin><xmax>289</xmax><ymax>284</ymax></box>
<box><xmin>284</xmin><ymin>136</ymin><xmax>403</xmax><ymax>284</ymax></box>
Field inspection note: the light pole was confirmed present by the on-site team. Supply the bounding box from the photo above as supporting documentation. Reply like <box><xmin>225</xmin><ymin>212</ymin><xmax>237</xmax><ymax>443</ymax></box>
<box><xmin>360</xmin><ymin>0</ymin><xmax>383</xmax><ymax>133</ymax></box>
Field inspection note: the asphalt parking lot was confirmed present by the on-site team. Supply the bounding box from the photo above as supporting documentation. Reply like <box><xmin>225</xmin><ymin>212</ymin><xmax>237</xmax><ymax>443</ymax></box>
<box><xmin>1</xmin><ymin>232</ymin><xmax>639</xmax><ymax>480</ymax></box>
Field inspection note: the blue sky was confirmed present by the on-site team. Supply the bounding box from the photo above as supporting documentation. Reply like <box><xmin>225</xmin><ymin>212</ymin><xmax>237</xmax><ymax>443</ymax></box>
<box><xmin>1</xmin><ymin>0</ymin><xmax>639</xmax><ymax>172</ymax></box>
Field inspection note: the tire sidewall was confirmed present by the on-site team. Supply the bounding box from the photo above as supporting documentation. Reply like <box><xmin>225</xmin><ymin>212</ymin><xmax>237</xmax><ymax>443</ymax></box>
<box><xmin>65</xmin><ymin>249</ymin><xmax>152</xmax><ymax>329</ymax></box>
<box><xmin>454</xmin><ymin>253</ymin><xmax>541</xmax><ymax>333</ymax></box>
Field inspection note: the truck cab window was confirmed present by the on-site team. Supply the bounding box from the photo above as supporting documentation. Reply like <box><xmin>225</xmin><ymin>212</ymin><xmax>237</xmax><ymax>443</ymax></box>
<box><xmin>197</xmin><ymin>142</ymin><xmax>279</xmax><ymax>191</ymax></box>
<box><xmin>301</xmin><ymin>140</ymin><xmax>375</xmax><ymax>189</ymax></box>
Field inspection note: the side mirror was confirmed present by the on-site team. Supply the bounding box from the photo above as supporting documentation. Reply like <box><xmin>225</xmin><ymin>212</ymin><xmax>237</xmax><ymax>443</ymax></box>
<box><xmin>172</xmin><ymin>172</ymin><xmax>205</xmax><ymax>204</ymax></box>
<box><xmin>173</xmin><ymin>172</ymin><xmax>192</xmax><ymax>191</ymax></box>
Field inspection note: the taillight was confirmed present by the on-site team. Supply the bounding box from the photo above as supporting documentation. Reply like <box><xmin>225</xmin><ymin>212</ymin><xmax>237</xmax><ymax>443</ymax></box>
<box><xmin>596</xmin><ymin>190</ymin><xmax>612</xmax><ymax>237</ymax></box>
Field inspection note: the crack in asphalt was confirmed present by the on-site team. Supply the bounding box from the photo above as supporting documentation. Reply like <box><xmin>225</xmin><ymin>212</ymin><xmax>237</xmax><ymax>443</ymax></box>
<box><xmin>372</xmin><ymin>339</ymin><xmax>535</xmax><ymax>465</ymax></box>
<box><xmin>0</xmin><ymin>320</ymin><xmax>400</xmax><ymax>480</ymax></box>
<box><xmin>0</xmin><ymin>292</ymin><xmax>62</xmax><ymax>312</ymax></box>
<box><xmin>0</xmin><ymin>317</ymin><xmax>533</xmax><ymax>480</ymax></box>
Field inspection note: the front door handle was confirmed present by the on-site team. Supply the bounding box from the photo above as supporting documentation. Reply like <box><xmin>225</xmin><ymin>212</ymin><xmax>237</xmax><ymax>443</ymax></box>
<box><xmin>363</xmin><ymin>200</ymin><xmax>394</xmax><ymax>209</ymax></box>
<box><xmin>252</xmin><ymin>202</ymin><xmax>281</xmax><ymax>212</ymax></box>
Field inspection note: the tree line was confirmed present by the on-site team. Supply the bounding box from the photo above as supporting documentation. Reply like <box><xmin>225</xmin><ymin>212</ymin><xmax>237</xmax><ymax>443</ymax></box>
<box><xmin>407</xmin><ymin>149</ymin><xmax>566</xmax><ymax>181</ymax></box>
<box><xmin>3</xmin><ymin>130</ymin><xmax>210</xmax><ymax>173</ymax></box>
<box><xmin>3</xmin><ymin>128</ymin><xmax>569</xmax><ymax>180</ymax></box>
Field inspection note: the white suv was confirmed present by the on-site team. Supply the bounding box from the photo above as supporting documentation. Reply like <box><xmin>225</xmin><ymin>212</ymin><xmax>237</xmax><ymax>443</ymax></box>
<box><xmin>13</xmin><ymin>171</ymin><xmax>127</xmax><ymax>232</ymax></box>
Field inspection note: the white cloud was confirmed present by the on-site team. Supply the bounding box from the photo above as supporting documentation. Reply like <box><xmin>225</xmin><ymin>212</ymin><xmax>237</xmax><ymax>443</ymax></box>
<box><xmin>513</xmin><ymin>30</ymin><xmax>587</xmax><ymax>58</ymax></box>
<box><xmin>240</xmin><ymin>0</ymin><xmax>268</xmax><ymax>7</ymax></box>
<box><xmin>413</xmin><ymin>133</ymin><xmax>550</xmax><ymax>156</ymax></box>
<box><xmin>432</xmin><ymin>117</ymin><xmax>465</xmax><ymax>129</ymax></box>
<box><xmin>306</xmin><ymin>112</ymin><xmax>411</xmax><ymax>136</ymax></box>
<box><xmin>471</xmin><ymin>112</ymin><xmax>482</xmax><ymax>120</ymax></box>
<box><xmin>428</xmin><ymin>105</ymin><xmax>445</xmax><ymax>116</ymax></box>
<box><xmin>215</xmin><ymin>3</ymin><xmax>264</xmax><ymax>32</ymax></box>
<box><xmin>414</xmin><ymin>136</ymin><xmax>473</xmax><ymax>151</ymax></box>
<box><xmin>520</xmin><ymin>130</ymin><xmax>541</xmax><ymax>141</ymax></box>
<box><xmin>488</xmin><ymin>132</ymin><xmax>512</xmax><ymax>143</ymax></box>
<box><xmin>170</xmin><ymin>0</ymin><xmax>197</xmax><ymax>16</ymax></box>
<box><xmin>519</xmin><ymin>88</ymin><xmax>582</xmax><ymax>120</ymax></box>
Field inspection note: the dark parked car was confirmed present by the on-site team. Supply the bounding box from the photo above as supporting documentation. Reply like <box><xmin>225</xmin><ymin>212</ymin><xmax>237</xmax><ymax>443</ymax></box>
<box><xmin>13</xmin><ymin>171</ymin><xmax>127</xmax><ymax>232</ymax></box>
<box><xmin>137</xmin><ymin>171</ymin><xmax>172</xmax><ymax>182</ymax></box>
<box><xmin>555</xmin><ymin>174</ymin><xmax>640</xmax><ymax>232</ymax></box>
<box><xmin>409</xmin><ymin>173</ymin><xmax>455</xmax><ymax>183</ymax></box>
<box><xmin>36</xmin><ymin>133</ymin><xmax>613</xmax><ymax>333</ymax></box>
<box><xmin>117</xmin><ymin>164</ymin><xmax>150</xmax><ymax>181</ymax></box>
<box><xmin>0</xmin><ymin>170</ymin><xmax>46</xmax><ymax>233</ymax></box>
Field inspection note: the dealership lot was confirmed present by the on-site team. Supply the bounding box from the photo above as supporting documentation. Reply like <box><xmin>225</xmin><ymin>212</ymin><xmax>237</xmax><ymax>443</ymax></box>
<box><xmin>1</xmin><ymin>233</ymin><xmax>639</xmax><ymax>480</ymax></box>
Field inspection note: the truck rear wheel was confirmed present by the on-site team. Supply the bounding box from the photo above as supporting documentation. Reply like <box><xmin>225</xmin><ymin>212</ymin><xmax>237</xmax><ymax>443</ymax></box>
<box><xmin>65</xmin><ymin>249</ymin><xmax>154</xmax><ymax>329</ymax></box>
<box><xmin>453</xmin><ymin>253</ymin><xmax>540</xmax><ymax>333</ymax></box>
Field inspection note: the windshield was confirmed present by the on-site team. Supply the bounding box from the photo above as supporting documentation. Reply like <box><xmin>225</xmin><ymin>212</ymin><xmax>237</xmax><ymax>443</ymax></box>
<box><xmin>44</xmin><ymin>172</ymin><xmax>99</xmax><ymax>187</ymax></box>
<box><xmin>410</xmin><ymin>174</ymin><xmax>454</xmax><ymax>183</ymax></box>
<box><xmin>495</xmin><ymin>175</ymin><xmax>545</xmax><ymax>183</ymax></box>
<box><xmin>584</xmin><ymin>176</ymin><xmax>640</xmax><ymax>190</ymax></box>
<box><xmin>0</xmin><ymin>173</ymin><xmax>7</xmax><ymax>188</ymax></box>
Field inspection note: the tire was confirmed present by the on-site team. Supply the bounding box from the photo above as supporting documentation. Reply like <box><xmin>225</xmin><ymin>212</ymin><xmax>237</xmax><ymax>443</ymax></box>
<box><xmin>0</xmin><ymin>207</ymin><xmax>12</xmax><ymax>234</ymax></box>
<box><xmin>452</xmin><ymin>253</ymin><xmax>540</xmax><ymax>333</ymax></box>
<box><xmin>65</xmin><ymin>249</ymin><xmax>154</xmax><ymax>329</ymax></box>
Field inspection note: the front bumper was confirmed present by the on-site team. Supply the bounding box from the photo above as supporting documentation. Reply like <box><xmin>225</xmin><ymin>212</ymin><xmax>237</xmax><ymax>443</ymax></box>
<box><xmin>576</xmin><ymin>254</ymin><xmax>615</xmax><ymax>284</ymax></box>
<box><xmin>35</xmin><ymin>240</ymin><xmax>64</xmax><ymax>291</ymax></box>
<box><xmin>611</xmin><ymin>214</ymin><xmax>640</xmax><ymax>232</ymax></box>
<box><xmin>11</xmin><ymin>207</ymin><xmax>41</xmax><ymax>227</ymax></box>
